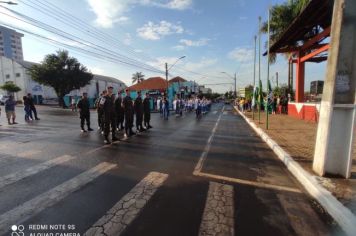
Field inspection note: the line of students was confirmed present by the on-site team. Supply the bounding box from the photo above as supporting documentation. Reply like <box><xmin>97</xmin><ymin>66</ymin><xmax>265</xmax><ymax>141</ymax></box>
<box><xmin>77</xmin><ymin>87</ymin><xmax>152</xmax><ymax>144</ymax></box>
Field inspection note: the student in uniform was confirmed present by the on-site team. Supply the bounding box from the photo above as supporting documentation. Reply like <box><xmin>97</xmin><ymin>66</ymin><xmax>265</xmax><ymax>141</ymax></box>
<box><xmin>77</xmin><ymin>92</ymin><xmax>93</xmax><ymax>132</ymax></box>
<box><xmin>102</xmin><ymin>86</ymin><xmax>118</xmax><ymax>144</ymax></box>
<box><xmin>143</xmin><ymin>92</ymin><xmax>152</xmax><ymax>129</ymax></box>
<box><xmin>115</xmin><ymin>91</ymin><xmax>125</xmax><ymax>131</ymax></box>
<box><xmin>123</xmin><ymin>89</ymin><xmax>135</xmax><ymax>137</ymax></box>
<box><xmin>95</xmin><ymin>90</ymin><xmax>107</xmax><ymax>131</ymax></box>
<box><xmin>134</xmin><ymin>91</ymin><xmax>145</xmax><ymax>132</ymax></box>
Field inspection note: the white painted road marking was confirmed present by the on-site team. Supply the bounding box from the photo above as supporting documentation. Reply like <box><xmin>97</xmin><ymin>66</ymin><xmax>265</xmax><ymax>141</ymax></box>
<box><xmin>195</xmin><ymin>171</ymin><xmax>301</xmax><ymax>193</ymax></box>
<box><xmin>223</xmin><ymin>111</ymin><xmax>228</xmax><ymax>115</ymax></box>
<box><xmin>84</xmin><ymin>172</ymin><xmax>168</xmax><ymax>236</ymax></box>
<box><xmin>17</xmin><ymin>150</ymin><xmax>42</xmax><ymax>158</ymax></box>
<box><xmin>0</xmin><ymin>155</ymin><xmax>76</xmax><ymax>189</ymax></box>
<box><xmin>213</xmin><ymin>111</ymin><xmax>218</xmax><ymax>114</ymax></box>
<box><xmin>193</xmin><ymin>106</ymin><xmax>224</xmax><ymax>174</ymax></box>
<box><xmin>0</xmin><ymin>162</ymin><xmax>117</xmax><ymax>234</ymax></box>
<box><xmin>199</xmin><ymin>182</ymin><xmax>234</xmax><ymax>236</ymax></box>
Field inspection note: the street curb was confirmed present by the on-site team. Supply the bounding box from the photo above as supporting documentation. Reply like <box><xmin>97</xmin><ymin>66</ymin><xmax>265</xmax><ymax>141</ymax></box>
<box><xmin>233</xmin><ymin>106</ymin><xmax>356</xmax><ymax>236</ymax></box>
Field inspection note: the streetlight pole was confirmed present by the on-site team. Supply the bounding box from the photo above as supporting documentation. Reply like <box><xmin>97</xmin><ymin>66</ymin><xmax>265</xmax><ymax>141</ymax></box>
<box><xmin>253</xmin><ymin>35</ymin><xmax>257</xmax><ymax>120</ymax></box>
<box><xmin>234</xmin><ymin>73</ymin><xmax>237</xmax><ymax>98</ymax></box>
<box><xmin>165</xmin><ymin>62</ymin><xmax>168</xmax><ymax>96</ymax></box>
<box><xmin>165</xmin><ymin>55</ymin><xmax>185</xmax><ymax>97</ymax></box>
<box><xmin>221</xmin><ymin>72</ymin><xmax>236</xmax><ymax>98</ymax></box>
<box><xmin>258</xmin><ymin>16</ymin><xmax>262</xmax><ymax>124</ymax></box>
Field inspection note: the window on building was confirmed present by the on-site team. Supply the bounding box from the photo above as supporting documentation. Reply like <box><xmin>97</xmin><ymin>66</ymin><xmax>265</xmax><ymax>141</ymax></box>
<box><xmin>5</xmin><ymin>74</ymin><xmax>10</xmax><ymax>79</ymax></box>
<box><xmin>15</xmin><ymin>73</ymin><xmax>21</xmax><ymax>77</ymax></box>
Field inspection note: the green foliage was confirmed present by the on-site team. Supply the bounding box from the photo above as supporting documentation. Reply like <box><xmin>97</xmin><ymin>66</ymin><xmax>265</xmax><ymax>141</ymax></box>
<box><xmin>201</xmin><ymin>92</ymin><xmax>220</xmax><ymax>100</ymax></box>
<box><xmin>224</xmin><ymin>91</ymin><xmax>234</xmax><ymax>99</ymax></box>
<box><xmin>132</xmin><ymin>72</ymin><xmax>145</xmax><ymax>84</ymax></box>
<box><xmin>260</xmin><ymin>0</ymin><xmax>311</xmax><ymax>63</ymax></box>
<box><xmin>28</xmin><ymin>50</ymin><xmax>93</xmax><ymax>107</ymax></box>
<box><xmin>244</xmin><ymin>85</ymin><xmax>254</xmax><ymax>100</ymax></box>
<box><xmin>0</xmin><ymin>82</ymin><xmax>21</xmax><ymax>93</ymax></box>
<box><xmin>273</xmin><ymin>83</ymin><xmax>290</xmax><ymax>97</ymax></box>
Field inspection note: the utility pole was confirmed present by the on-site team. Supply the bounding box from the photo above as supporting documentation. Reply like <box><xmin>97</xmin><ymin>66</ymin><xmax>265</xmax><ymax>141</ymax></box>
<box><xmin>253</xmin><ymin>35</ymin><xmax>257</xmax><ymax>120</ymax></box>
<box><xmin>258</xmin><ymin>16</ymin><xmax>261</xmax><ymax>124</ymax></box>
<box><xmin>234</xmin><ymin>73</ymin><xmax>237</xmax><ymax>98</ymax></box>
<box><xmin>165</xmin><ymin>62</ymin><xmax>168</xmax><ymax>97</ymax></box>
<box><xmin>276</xmin><ymin>72</ymin><xmax>279</xmax><ymax>87</ymax></box>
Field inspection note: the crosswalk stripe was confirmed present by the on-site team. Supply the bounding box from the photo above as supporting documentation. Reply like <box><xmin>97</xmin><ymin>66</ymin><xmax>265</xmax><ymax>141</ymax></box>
<box><xmin>84</xmin><ymin>172</ymin><xmax>168</xmax><ymax>236</ymax></box>
<box><xmin>213</xmin><ymin>111</ymin><xmax>218</xmax><ymax>114</ymax></box>
<box><xmin>0</xmin><ymin>162</ymin><xmax>116</xmax><ymax>234</ymax></box>
<box><xmin>0</xmin><ymin>155</ymin><xmax>76</xmax><ymax>189</ymax></box>
<box><xmin>199</xmin><ymin>182</ymin><xmax>234</xmax><ymax>236</ymax></box>
<box><xmin>223</xmin><ymin>111</ymin><xmax>228</xmax><ymax>115</ymax></box>
<box><xmin>17</xmin><ymin>150</ymin><xmax>42</xmax><ymax>158</ymax></box>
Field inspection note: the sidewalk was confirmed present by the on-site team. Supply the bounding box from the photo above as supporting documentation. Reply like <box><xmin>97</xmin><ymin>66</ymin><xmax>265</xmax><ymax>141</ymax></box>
<box><xmin>235</xmin><ymin>108</ymin><xmax>356</xmax><ymax>234</ymax></box>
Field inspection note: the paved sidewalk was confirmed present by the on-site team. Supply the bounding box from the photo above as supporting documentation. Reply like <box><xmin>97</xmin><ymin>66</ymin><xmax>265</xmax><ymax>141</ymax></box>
<box><xmin>241</xmin><ymin>110</ymin><xmax>356</xmax><ymax>216</ymax></box>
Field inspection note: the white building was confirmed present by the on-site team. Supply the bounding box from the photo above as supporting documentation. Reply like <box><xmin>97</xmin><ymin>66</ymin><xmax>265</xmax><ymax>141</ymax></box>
<box><xmin>198</xmin><ymin>85</ymin><xmax>212</xmax><ymax>94</ymax></box>
<box><xmin>0</xmin><ymin>25</ymin><xmax>24</xmax><ymax>61</ymax></box>
<box><xmin>0</xmin><ymin>56</ymin><xmax>126</xmax><ymax>106</ymax></box>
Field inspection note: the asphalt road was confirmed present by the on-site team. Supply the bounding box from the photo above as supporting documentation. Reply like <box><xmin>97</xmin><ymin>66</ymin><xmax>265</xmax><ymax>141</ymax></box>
<box><xmin>0</xmin><ymin>104</ymin><xmax>344</xmax><ymax>236</ymax></box>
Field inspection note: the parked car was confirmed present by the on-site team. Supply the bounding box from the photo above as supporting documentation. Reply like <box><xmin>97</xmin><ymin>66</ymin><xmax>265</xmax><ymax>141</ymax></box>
<box><xmin>0</xmin><ymin>95</ymin><xmax>10</xmax><ymax>105</ymax></box>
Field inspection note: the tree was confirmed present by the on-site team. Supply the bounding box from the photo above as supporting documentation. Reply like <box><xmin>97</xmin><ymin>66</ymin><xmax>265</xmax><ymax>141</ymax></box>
<box><xmin>260</xmin><ymin>0</ymin><xmax>311</xmax><ymax>63</ymax></box>
<box><xmin>132</xmin><ymin>72</ymin><xmax>145</xmax><ymax>84</ymax></box>
<box><xmin>28</xmin><ymin>50</ymin><xmax>93</xmax><ymax>108</ymax></box>
<box><xmin>0</xmin><ymin>82</ymin><xmax>21</xmax><ymax>94</ymax></box>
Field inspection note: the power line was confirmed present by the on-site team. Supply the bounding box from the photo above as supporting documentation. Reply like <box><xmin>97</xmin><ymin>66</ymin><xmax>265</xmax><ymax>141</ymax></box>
<box><xmin>0</xmin><ymin>7</ymin><xmax>164</xmax><ymax>74</ymax></box>
<box><xmin>0</xmin><ymin>22</ymin><xmax>165</xmax><ymax>74</ymax></box>
<box><xmin>18</xmin><ymin>0</ymin><xmax>155</xmax><ymax>63</ymax></box>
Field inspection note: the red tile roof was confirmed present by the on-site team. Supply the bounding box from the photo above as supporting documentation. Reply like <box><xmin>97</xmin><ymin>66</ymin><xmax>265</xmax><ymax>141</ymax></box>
<box><xmin>169</xmin><ymin>76</ymin><xmax>187</xmax><ymax>84</ymax></box>
<box><xmin>128</xmin><ymin>77</ymin><xmax>167</xmax><ymax>91</ymax></box>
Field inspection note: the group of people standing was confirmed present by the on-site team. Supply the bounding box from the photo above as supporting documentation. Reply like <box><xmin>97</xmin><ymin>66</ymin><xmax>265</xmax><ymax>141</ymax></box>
<box><xmin>156</xmin><ymin>96</ymin><xmax>212</xmax><ymax>120</ymax></box>
<box><xmin>77</xmin><ymin>86</ymin><xmax>152</xmax><ymax>144</ymax></box>
<box><xmin>0</xmin><ymin>93</ymin><xmax>39</xmax><ymax>126</ymax></box>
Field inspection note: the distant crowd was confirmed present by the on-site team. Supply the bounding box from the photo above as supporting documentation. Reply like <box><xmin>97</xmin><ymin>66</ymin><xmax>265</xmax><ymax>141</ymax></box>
<box><xmin>235</xmin><ymin>95</ymin><xmax>289</xmax><ymax>114</ymax></box>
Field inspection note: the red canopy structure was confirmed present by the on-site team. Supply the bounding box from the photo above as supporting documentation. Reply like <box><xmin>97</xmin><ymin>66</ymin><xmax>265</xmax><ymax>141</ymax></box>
<box><xmin>268</xmin><ymin>0</ymin><xmax>333</xmax><ymax>103</ymax></box>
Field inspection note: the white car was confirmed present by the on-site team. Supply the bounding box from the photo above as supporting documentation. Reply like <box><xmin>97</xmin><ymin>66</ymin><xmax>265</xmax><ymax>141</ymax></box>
<box><xmin>0</xmin><ymin>95</ymin><xmax>10</xmax><ymax>105</ymax></box>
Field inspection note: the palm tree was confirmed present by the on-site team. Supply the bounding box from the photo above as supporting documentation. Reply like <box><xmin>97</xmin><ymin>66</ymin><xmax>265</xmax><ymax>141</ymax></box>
<box><xmin>132</xmin><ymin>72</ymin><xmax>145</xmax><ymax>84</ymax></box>
<box><xmin>260</xmin><ymin>0</ymin><xmax>311</xmax><ymax>63</ymax></box>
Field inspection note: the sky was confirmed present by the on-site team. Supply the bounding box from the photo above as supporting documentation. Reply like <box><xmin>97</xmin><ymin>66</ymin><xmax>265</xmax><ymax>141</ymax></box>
<box><xmin>0</xmin><ymin>0</ymin><xmax>327</xmax><ymax>93</ymax></box>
